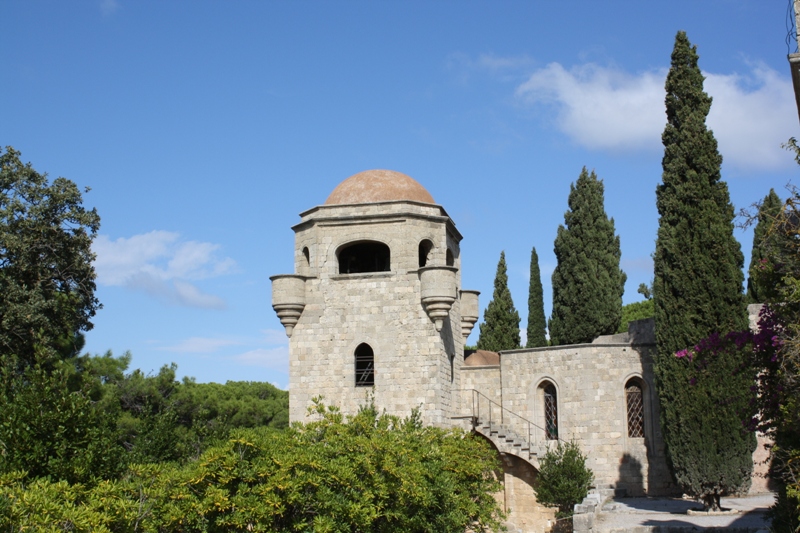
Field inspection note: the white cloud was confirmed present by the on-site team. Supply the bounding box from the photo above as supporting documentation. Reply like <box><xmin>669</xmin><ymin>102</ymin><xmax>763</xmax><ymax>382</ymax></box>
<box><xmin>475</xmin><ymin>53</ymin><xmax>534</xmax><ymax>72</ymax></box>
<box><xmin>232</xmin><ymin>347</ymin><xmax>289</xmax><ymax>371</ymax></box>
<box><xmin>622</xmin><ymin>256</ymin><xmax>654</xmax><ymax>274</ymax></box>
<box><xmin>159</xmin><ymin>337</ymin><xmax>241</xmax><ymax>353</ymax></box>
<box><xmin>100</xmin><ymin>0</ymin><xmax>120</xmax><ymax>16</ymax></box>
<box><xmin>446</xmin><ymin>52</ymin><xmax>533</xmax><ymax>84</ymax></box>
<box><xmin>516</xmin><ymin>62</ymin><xmax>666</xmax><ymax>152</ymax></box>
<box><xmin>515</xmin><ymin>61</ymin><xmax>795</xmax><ymax>171</ymax></box>
<box><xmin>261</xmin><ymin>328</ymin><xmax>290</xmax><ymax>345</ymax></box>
<box><xmin>705</xmin><ymin>65</ymin><xmax>796</xmax><ymax>171</ymax></box>
<box><xmin>172</xmin><ymin>281</ymin><xmax>226</xmax><ymax>309</ymax></box>
<box><xmin>93</xmin><ymin>231</ymin><xmax>236</xmax><ymax>309</ymax></box>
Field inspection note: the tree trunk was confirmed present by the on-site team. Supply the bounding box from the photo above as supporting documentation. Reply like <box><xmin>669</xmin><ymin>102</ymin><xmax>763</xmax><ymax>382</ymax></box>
<box><xmin>702</xmin><ymin>492</ymin><xmax>721</xmax><ymax>512</ymax></box>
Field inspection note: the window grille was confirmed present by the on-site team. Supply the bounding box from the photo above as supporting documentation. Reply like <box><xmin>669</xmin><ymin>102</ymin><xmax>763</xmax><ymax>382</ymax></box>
<box><xmin>544</xmin><ymin>383</ymin><xmax>558</xmax><ymax>440</ymax></box>
<box><xmin>626</xmin><ymin>382</ymin><xmax>644</xmax><ymax>438</ymax></box>
<box><xmin>355</xmin><ymin>344</ymin><xmax>374</xmax><ymax>387</ymax></box>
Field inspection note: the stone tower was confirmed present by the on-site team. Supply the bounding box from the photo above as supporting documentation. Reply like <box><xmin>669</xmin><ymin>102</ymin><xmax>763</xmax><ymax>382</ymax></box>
<box><xmin>271</xmin><ymin>169</ymin><xmax>479</xmax><ymax>425</ymax></box>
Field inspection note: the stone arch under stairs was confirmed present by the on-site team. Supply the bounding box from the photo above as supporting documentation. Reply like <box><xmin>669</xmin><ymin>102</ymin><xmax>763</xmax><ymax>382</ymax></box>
<box><xmin>471</xmin><ymin>429</ymin><xmax>557</xmax><ymax>532</ymax></box>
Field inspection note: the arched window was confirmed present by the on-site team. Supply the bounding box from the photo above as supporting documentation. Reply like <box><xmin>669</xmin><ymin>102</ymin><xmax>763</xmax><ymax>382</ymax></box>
<box><xmin>300</xmin><ymin>247</ymin><xmax>310</xmax><ymax>275</ymax></box>
<box><xmin>338</xmin><ymin>241</ymin><xmax>390</xmax><ymax>274</ymax></box>
<box><xmin>355</xmin><ymin>343</ymin><xmax>374</xmax><ymax>387</ymax></box>
<box><xmin>626</xmin><ymin>379</ymin><xmax>645</xmax><ymax>438</ymax></box>
<box><xmin>542</xmin><ymin>382</ymin><xmax>558</xmax><ymax>440</ymax></box>
<box><xmin>446</xmin><ymin>248</ymin><xmax>455</xmax><ymax>267</ymax></box>
<box><xmin>418</xmin><ymin>239</ymin><xmax>433</xmax><ymax>267</ymax></box>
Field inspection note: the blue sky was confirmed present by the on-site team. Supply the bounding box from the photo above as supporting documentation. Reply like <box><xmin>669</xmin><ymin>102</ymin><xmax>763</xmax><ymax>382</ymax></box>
<box><xmin>2</xmin><ymin>1</ymin><xmax>798</xmax><ymax>388</ymax></box>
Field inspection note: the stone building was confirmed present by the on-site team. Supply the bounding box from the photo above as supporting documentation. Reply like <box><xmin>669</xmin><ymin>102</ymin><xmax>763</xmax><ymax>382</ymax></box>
<box><xmin>270</xmin><ymin>169</ymin><xmax>479</xmax><ymax>426</ymax></box>
<box><xmin>271</xmin><ymin>169</ymin><xmax>768</xmax><ymax>532</ymax></box>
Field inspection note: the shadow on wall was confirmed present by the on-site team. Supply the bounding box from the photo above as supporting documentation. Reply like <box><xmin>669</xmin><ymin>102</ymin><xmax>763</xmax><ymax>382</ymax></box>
<box><xmin>617</xmin><ymin>453</ymin><xmax>644</xmax><ymax>497</ymax></box>
<box><xmin>632</xmin><ymin>335</ymin><xmax>677</xmax><ymax>497</ymax></box>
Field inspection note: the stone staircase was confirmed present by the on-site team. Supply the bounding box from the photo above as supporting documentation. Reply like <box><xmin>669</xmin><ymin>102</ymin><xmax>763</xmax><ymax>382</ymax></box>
<box><xmin>461</xmin><ymin>389</ymin><xmax>551</xmax><ymax>471</ymax></box>
<box><xmin>472</xmin><ymin>418</ymin><xmax>544</xmax><ymax>470</ymax></box>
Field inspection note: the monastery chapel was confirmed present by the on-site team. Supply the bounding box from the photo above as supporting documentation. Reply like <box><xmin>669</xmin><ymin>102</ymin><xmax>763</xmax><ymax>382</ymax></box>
<box><xmin>270</xmin><ymin>169</ymin><xmax>768</xmax><ymax>533</ymax></box>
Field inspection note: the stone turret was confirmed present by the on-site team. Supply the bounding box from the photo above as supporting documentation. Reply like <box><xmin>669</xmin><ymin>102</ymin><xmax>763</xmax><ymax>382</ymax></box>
<box><xmin>270</xmin><ymin>169</ymin><xmax>479</xmax><ymax>426</ymax></box>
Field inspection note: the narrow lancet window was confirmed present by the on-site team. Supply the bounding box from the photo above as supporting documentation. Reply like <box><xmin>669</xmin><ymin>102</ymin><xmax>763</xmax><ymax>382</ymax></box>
<box><xmin>418</xmin><ymin>240</ymin><xmax>433</xmax><ymax>267</ymax></box>
<box><xmin>544</xmin><ymin>383</ymin><xmax>558</xmax><ymax>440</ymax></box>
<box><xmin>446</xmin><ymin>248</ymin><xmax>455</xmax><ymax>267</ymax></box>
<box><xmin>626</xmin><ymin>380</ymin><xmax>645</xmax><ymax>438</ymax></box>
<box><xmin>355</xmin><ymin>343</ymin><xmax>374</xmax><ymax>387</ymax></box>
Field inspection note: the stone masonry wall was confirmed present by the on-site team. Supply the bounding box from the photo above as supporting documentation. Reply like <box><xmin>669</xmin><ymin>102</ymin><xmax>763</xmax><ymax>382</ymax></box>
<box><xmin>287</xmin><ymin>201</ymin><xmax>466</xmax><ymax>426</ymax></box>
<box><xmin>491</xmin><ymin>340</ymin><xmax>675</xmax><ymax>496</ymax></box>
<box><xmin>459</xmin><ymin>365</ymin><xmax>502</xmax><ymax>427</ymax></box>
<box><xmin>501</xmin><ymin>453</ymin><xmax>557</xmax><ymax>533</ymax></box>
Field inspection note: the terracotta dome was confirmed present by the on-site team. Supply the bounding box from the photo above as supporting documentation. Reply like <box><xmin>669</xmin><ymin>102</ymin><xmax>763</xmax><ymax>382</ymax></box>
<box><xmin>324</xmin><ymin>169</ymin><xmax>435</xmax><ymax>205</ymax></box>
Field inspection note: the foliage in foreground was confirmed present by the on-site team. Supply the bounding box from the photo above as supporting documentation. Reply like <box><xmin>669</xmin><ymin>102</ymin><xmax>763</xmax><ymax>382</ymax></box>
<box><xmin>477</xmin><ymin>251</ymin><xmax>521</xmax><ymax>352</ymax></box>
<box><xmin>0</xmin><ymin>403</ymin><xmax>505</xmax><ymax>532</ymax></box>
<box><xmin>549</xmin><ymin>167</ymin><xmax>625</xmax><ymax>345</ymax></box>
<box><xmin>533</xmin><ymin>440</ymin><xmax>593</xmax><ymax>519</ymax></box>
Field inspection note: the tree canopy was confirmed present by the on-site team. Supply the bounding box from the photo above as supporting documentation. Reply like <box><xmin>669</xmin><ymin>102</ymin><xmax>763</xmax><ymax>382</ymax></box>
<box><xmin>526</xmin><ymin>247</ymin><xmax>548</xmax><ymax>348</ymax></box>
<box><xmin>652</xmin><ymin>31</ymin><xmax>751</xmax><ymax>511</ymax></box>
<box><xmin>747</xmin><ymin>188</ymin><xmax>784</xmax><ymax>304</ymax></box>
<box><xmin>549</xmin><ymin>167</ymin><xmax>625</xmax><ymax>345</ymax></box>
<box><xmin>0</xmin><ymin>146</ymin><xmax>100</xmax><ymax>370</ymax></box>
<box><xmin>477</xmin><ymin>251</ymin><xmax>521</xmax><ymax>351</ymax></box>
<box><xmin>746</xmin><ymin>141</ymin><xmax>800</xmax><ymax>530</ymax></box>
<box><xmin>0</xmin><ymin>402</ymin><xmax>505</xmax><ymax>532</ymax></box>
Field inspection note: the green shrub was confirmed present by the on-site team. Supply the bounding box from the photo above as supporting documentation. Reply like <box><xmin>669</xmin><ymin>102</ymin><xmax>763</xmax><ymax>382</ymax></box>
<box><xmin>534</xmin><ymin>440</ymin><xmax>593</xmax><ymax>518</ymax></box>
<box><xmin>0</xmin><ymin>403</ymin><xmax>506</xmax><ymax>532</ymax></box>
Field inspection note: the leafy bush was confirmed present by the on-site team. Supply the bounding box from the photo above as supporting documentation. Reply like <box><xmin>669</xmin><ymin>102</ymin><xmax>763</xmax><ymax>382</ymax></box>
<box><xmin>534</xmin><ymin>440</ymin><xmax>593</xmax><ymax>518</ymax></box>
<box><xmin>0</xmin><ymin>403</ymin><xmax>506</xmax><ymax>532</ymax></box>
<box><xmin>616</xmin><ymin>299</ymin><xmax>654</xmax><ymax>333</ymax></box>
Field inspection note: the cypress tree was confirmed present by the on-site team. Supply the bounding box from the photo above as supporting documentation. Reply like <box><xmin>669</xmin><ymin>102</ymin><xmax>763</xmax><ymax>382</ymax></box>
<box><xmin>548</xmin><ymin>167</ymin><xmax>626</xmax><ymax>346</ymax></box>
<box><xmin>746</xmin><ymin>188</ymin><xmax>783</xmax><ymax>303</ymax></box>
<box><xmin>477</xmin><ymin>251</ymin><xmax>521</xmax><ymax>351</ymax></box>
<box><xmin>653</xmin><ymin>31</ymin><xmax>752</xmax><ymax>511</ymax></box>
<box><xmin>526</xmin><ymin>247</ymin><xmax>548</xmax><ymax>348</ymax></box>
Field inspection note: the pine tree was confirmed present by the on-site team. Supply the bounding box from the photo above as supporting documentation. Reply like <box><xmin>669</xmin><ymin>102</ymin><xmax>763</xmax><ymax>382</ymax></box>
<box><xmin>477</xmin><ymin>251</ymin><xmax>520</xmax><ymax>352</ymax></box>
<box><xmin>746</xmin><ymin>188</ymin><xmax>783</xmax><ymax>303</ymax></box>
<box><xmin>653</xmin><ymin>31</ymin><xmax>752</xmax><ymax>511</ymax></box>
<box><xmin>526</xmin><ymin>247</ymin><xmax>547</xmax><ymax>348</ymax></box>
<box><xmin>548</xmin><ymin>167</ymin><xmax>626</xmax><ymax>346</ymax></box>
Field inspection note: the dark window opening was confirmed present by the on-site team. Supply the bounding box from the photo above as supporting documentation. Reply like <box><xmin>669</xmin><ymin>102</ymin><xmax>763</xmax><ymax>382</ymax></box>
<box><xmin>355</xmin><ymin>343</ymin><xmax>374</xmax><ymax>387</ymax></box>
<box><xmin>626</xmin><ymin>380</ymin><xmax>645</xmax><ymax>438</ymax></box>
<box><xmin>544</xmin><ymin>383</ymin><xmax>558</xmax><ymax>440</ymax></box>
<box><xmin>338</xmin><ymin>242</ymin><xmax>390</xmax><ymax>274</ymax></box>
<box><xmin>302</xmin><ymin>247</ymin><xmax>310</xmax><ymax>267</ymax></box>
<box><xmin>419</xmin><ymin>240</ymin><xmax>433</xmax><ymax>267</ymax></box>
<box><xmin>446</xmin><ymin>248</ymin><xmax>455</xmax><ymax>267</ymax></box>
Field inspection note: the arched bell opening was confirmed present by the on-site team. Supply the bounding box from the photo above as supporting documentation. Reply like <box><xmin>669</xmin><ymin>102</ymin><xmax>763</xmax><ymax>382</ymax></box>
<box><xmin>337</xmin><ymin>241</ymin><xmax>391</xmax><ymax>274</ymax></box>
<box><xmin>418</xmin><ymin>239</ymin><xmax>434</xmax><ymax>268</ymax></box>
<box><xmin>300</xmin><ymin>246</ymin><xmax>311</xmax><ymax>275</ymax></box>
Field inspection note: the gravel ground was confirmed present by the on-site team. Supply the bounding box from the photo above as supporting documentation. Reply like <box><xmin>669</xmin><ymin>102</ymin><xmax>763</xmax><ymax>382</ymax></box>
<box><xmin>593</xmin><ymin>493</ymin><xmax>774</xmax><ymax>532</ymax></box>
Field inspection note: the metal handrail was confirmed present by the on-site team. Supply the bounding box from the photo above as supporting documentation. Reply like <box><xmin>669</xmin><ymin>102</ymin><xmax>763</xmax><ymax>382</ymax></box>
<box><xmin>467</xmin><ymin>389</ymin><xmax>562</xmax><ymax>451</ymax></box>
